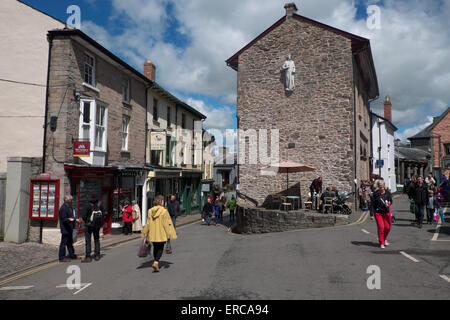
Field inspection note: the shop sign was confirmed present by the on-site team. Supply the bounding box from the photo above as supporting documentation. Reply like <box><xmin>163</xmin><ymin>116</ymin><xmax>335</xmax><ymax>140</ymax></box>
<box><xmin>201</xmin><ymin>184</ymin><xmax>210</xmax><ymax>192</ymax></box>
<box><xmin>151</xmin><ymin>132</ymin><xmax>166</xmax><ymax>151</ymax></box>
<box><xmin>73</xmin><ymin>141</ymin><xmax>91</xmax><ymax>157</ymax></box>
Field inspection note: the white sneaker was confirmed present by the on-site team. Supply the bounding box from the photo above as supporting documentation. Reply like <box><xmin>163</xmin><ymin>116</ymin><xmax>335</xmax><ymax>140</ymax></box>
<box><xmin>380</xmin><ymin>245</ymin><xmax>385</xmax><ymax>249</ymax></box>
<box><xmin>385</xmin><ymin>241</ymin><xmax>390</xmax><ymax>246</ymax></box>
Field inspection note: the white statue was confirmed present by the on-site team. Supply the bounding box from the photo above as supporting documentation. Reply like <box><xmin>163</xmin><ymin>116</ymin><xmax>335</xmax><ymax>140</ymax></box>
<box><xmin>282</xmin><ymin>55</ymin><xmax>295</xmax><ymax>91</ymax></box>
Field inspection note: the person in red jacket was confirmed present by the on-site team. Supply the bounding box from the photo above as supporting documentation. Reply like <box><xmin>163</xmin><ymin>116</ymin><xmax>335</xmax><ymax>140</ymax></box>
<box><xmin>122</xmin><ymin>199</ymin><xmax>133</xmax><ymax>235</ymax></box>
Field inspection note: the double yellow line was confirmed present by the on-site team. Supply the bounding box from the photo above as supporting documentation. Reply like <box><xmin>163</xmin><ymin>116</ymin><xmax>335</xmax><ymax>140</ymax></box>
<box><xmin>0</xmin><ymin>262</ymin><xmax>60</xmax><ymax>287</ymax></box>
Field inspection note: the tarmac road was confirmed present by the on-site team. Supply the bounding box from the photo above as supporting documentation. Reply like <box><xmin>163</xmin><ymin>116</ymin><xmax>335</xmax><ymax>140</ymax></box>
<box><xmin>0</xmin><ymin>194</ymin><xmax>448</xmax><ymax>300</ymax></box>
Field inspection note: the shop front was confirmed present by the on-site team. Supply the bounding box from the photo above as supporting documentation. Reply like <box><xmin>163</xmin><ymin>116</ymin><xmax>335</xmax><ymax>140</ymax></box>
<box><xmin>180</xmin><ymin>170</ymin><xmax>203</xmax><ymax>216</ymax></box>
<box><xmin>146</xmin><ymin>168</ymin><xmax>181</xmax><ymax>208</ymax></box>
<box><xmin>65</xmin><ymin>165</ymin><xmax>116</xmax><ymax>235</ymax></box>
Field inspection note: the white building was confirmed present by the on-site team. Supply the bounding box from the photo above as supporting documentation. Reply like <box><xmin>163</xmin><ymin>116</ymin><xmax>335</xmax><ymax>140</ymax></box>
<box><xmin>0</xmin><ymin>0</ymin><xmax>65</xmax><ymax>173</ymax></box>
<box><xmin>371</xmin><ymin>96</ymin><xmax>398</xmax><ymax>192</ymax></box>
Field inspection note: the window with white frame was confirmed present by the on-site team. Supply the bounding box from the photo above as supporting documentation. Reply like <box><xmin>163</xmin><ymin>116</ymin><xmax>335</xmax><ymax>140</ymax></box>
<box><xmin>79</xmin><ymin>99</ymin><xmax>108</xmax><ymax>156</ymax></box>
<box><xmin>95</xmin><ymin>103</ymin><xmax>107</xmax><ymax>150</ymax></box>
<box><xmin>121</xmin><ymin>115</ymin><xmax>130</xmax><ymax>151</ymax></box>
<box><xmin>84</xmin><ymin>53</ymin><xmax>95</xmax><ymax>86</ymax></box>
<box><xmin>81</xmin><ymin>100</ymin><xmax>91</xmax><ymax>140</ymax></box>
<box><xmin>122</xmin><ymin>78</ymin><xmax>130</xmax><ymax>102</ymax></box>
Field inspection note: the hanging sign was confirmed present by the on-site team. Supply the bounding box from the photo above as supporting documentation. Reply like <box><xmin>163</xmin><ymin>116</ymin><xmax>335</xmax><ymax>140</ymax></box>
<box><xmin>73</xmin><ymin>141</ymin><xmax>91</xmax><ymax>157</ymax></box>
<box><xmin>151</xmin><ymin>132</ymin><xmax>166</xmax><ymax>151</ymax></box>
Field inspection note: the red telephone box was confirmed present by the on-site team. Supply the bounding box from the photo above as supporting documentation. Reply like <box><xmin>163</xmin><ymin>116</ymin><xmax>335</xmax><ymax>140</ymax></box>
<box><xmin>29</xmin><ymin>179</ymin><xmax>60</xmax><ymax>220</ymax></box>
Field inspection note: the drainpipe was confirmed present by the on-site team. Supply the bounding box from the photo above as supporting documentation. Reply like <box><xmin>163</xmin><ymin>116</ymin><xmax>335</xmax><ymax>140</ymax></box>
<box><xmin>42</xmin><ymin>33</ymin><xmax>53</xmax><ymax>175</ymax></box>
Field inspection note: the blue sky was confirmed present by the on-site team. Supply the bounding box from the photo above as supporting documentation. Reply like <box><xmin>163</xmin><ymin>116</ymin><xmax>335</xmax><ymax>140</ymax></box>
<box><xmin>19</xmin><ymin>0</ymin><xmax>450</xmax><ymax>143</ymax></box>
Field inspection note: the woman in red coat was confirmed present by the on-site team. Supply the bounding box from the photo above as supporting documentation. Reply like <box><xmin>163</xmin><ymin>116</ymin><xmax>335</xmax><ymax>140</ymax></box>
<box><xmin>122</xmin><ymin>199</ymin><xmax>133</xmax><ymax>235</ymax></box>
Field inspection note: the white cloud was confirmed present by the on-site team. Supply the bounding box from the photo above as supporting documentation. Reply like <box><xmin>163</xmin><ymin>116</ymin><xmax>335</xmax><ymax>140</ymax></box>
<box><xmin>80</xmin><ymin>0</ymin><xmax>450</xmax><ymax>135</ymax></box>
<box><xmin>185</xmin><ymin>97</ymin><xmax>235</xmax><ymax>131</ymax></box>
<box><xmin>395</xmin><ymin>116</ymin><xmax>433</xmax><ymax>142</ymax></box>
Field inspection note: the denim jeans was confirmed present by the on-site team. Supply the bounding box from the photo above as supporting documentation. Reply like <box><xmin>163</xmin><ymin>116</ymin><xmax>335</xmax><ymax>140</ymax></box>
<box><xmin>85</xmin><ymin>226</ymin><xmax>100</xmax><ymax>257</ymax></box>
<box><xmin>205</xmin><ymin>213</ymin><xmax>212</xmax><ymax>225</ymax></box>
<box><xmin>415</xmin><ymin>204</ymin><xmax>425</xmax><ymax>225</ymax></box>
<box><xmin>59</xmin><ymin>233</ymin><xmax>75</xmax><ymax>260</ymax></box>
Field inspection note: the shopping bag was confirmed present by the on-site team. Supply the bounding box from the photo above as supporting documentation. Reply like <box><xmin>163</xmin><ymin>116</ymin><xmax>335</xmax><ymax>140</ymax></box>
<box><xmin>439</xmin><ymin>209</ymin><xmax>445</xmax><ymax>223</ymax></box>
<box><xmin>138</xmin><ymin>238</ymin><xmax>151</xmax><ymax>258</ymax></box>
<box><xmin>433</xmin><ymin>212</ymin><xmax>439</xmax><ymax>222</ymax></box>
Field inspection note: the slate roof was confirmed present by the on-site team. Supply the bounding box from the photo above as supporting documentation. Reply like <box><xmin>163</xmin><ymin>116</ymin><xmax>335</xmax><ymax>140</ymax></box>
<box><xmin>408</xmin><ymin>107</ymin><xmax>450</xmax><ymax>140</ymax></box>
<box><xmin>395</xmin><ymin>147</ymin><xmax>430</xmax><ymax>161</ymax></box>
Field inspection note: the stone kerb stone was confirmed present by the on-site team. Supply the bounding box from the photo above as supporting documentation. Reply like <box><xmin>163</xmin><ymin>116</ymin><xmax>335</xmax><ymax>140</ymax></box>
<box><xmin>233</xmin><ymin>205</ymin><xmax>349</xmax><ymax>234</ymax></box>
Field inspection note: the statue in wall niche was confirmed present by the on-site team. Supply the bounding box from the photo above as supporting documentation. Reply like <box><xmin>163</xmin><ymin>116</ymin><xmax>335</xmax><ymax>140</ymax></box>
<box><xmin>282</xmin><ymin>55</ymin><xmax>295</xmax><ymax>92</ymax></box>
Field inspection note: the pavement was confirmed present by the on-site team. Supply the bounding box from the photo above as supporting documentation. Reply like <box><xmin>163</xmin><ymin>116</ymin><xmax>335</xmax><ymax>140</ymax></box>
<box><xmin>1</xmin><ymin>196</ymin><xmax>448</xmax><ymax>300</ymax></box>
<box><xmin>0</xmin><ymin>214</ymin><xmax>202</xmax><ymax>282</ymax></box>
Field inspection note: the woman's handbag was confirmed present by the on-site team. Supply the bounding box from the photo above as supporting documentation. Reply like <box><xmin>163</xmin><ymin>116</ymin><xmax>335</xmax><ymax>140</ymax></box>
<box><xmin>138</xmin><ymin>238</ymin><xmax>151</xmax><ymax>258</ymax></box>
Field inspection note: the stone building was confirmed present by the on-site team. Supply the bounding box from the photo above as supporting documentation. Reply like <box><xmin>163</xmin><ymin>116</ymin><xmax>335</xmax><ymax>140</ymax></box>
<box><xmin>408</xmin><ymin>106</ymin><xmax>450</xmax><ymax>184</ymax></box>
<box><xmin>36</xmin><ymin>28</ymin><xmax>151</xmax><ymax>242</ymax></box>
<box><xmin>226</xmin><ymin>3</ymin><xmax>379</xmax><ymax>206</ymax></box>
<box><xmin>142</xmin><ymin>60</ymin><xmax>208</xmax><ymax>218</ymax></box>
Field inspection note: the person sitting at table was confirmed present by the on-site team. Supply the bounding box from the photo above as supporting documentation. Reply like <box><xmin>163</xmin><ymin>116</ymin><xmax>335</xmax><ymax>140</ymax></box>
<box><xmin>331</xmin><ymin>186</ymin><xmax>339</xmax><ymax>198</ymax></box>
<box><xmin>320</xmin><ymin>187</ymin><xmax>333</xmax><ymax>213</ymax></box>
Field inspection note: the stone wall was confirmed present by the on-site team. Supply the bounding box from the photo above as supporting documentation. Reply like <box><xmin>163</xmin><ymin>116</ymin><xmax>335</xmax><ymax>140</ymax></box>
<box><xmin>237</xmin><ymin>16</ymin><xmax>356</xmax><ymax>205</ymax></box>
<box><xmin>432</xmin><ymin>110</ymin><xmax>450</xmax><ymax>178</ymax></box>
<box><xmin>233</xmin><ymin>205</ymin><xmax>349</xmax><ymax>234</ymax></box>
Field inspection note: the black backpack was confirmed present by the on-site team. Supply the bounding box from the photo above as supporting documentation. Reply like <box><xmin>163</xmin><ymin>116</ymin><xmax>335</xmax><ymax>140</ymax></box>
<box><xmin>88</xmin><ymin>205</ymin><xmax>103</xmax><ymax>227</ymax></box>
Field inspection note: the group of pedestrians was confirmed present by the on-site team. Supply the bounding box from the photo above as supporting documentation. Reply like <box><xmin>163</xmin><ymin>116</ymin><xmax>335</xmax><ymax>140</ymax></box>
<box><xmin>201</xmin><ymin>195</ymin><xmax>236</xmax><ymax>226</ymax></box>
<box><xmin>121</xmin><ymin>199</ymin><xmax>142</xmax><ymax>235</ymax></box>
<box><xmin>58</xmin><ymin>194</ymin><xmax>107</xmax><ymax>263</ymax></box>
<box><xmin>407</xmin><ymin>175</ymin><xmax>444</xmax><ymax>228</ymax></box>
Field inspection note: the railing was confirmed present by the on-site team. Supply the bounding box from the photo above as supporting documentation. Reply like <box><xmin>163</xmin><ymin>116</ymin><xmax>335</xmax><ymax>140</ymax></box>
<box><xmin>236</xmin><ymin>190</ymin><xmax>258</xmax><ymax>207</ymax></box>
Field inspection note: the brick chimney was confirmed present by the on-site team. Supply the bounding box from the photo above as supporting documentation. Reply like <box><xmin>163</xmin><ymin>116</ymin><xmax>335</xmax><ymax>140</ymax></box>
<box><xmin>384</xmin><ymin>95</ymin><xmax>392</xmax><ymax>123</ymax></box>
<box><xmin>284</xmin><ymin>2</ymin><xmax>298</xmax><ymax>18</ymax></box>
<box><xmin>144</xmin><ymin>60</ymin><xmax>156</xmax><ymax>81</ymax></box>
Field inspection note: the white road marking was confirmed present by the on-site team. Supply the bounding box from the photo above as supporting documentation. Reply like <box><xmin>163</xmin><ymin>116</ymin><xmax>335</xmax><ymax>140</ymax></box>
<box><xmin>400</xmin><ymin>251</ymin><xmax>420</xmax><ymax>263</ymax></box>
<box><xmin>361</xmin><ymin>229</ymin><xmax>370</xmax><ymax>234</ymax></box>
<box><xmin>439</xmin><ymin>275</ymin><xmax>450</xmax><ymax>283</ymax></box>
<box><xmin>56</xmin><ymin>283</ymin><xmax>93</xmax><ymax>295</ymax></box>
<box><xmin>0</xmin><ymin>286</ymin><xmax>34</xmax><ymax>291</ymax></box>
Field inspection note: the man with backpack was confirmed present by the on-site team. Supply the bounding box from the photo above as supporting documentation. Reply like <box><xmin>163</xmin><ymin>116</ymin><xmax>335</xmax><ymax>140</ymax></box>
<box><xmin>81</xmin><ymin>196</ymin><xmax>105</xmax><ymax>262</ymax></box>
